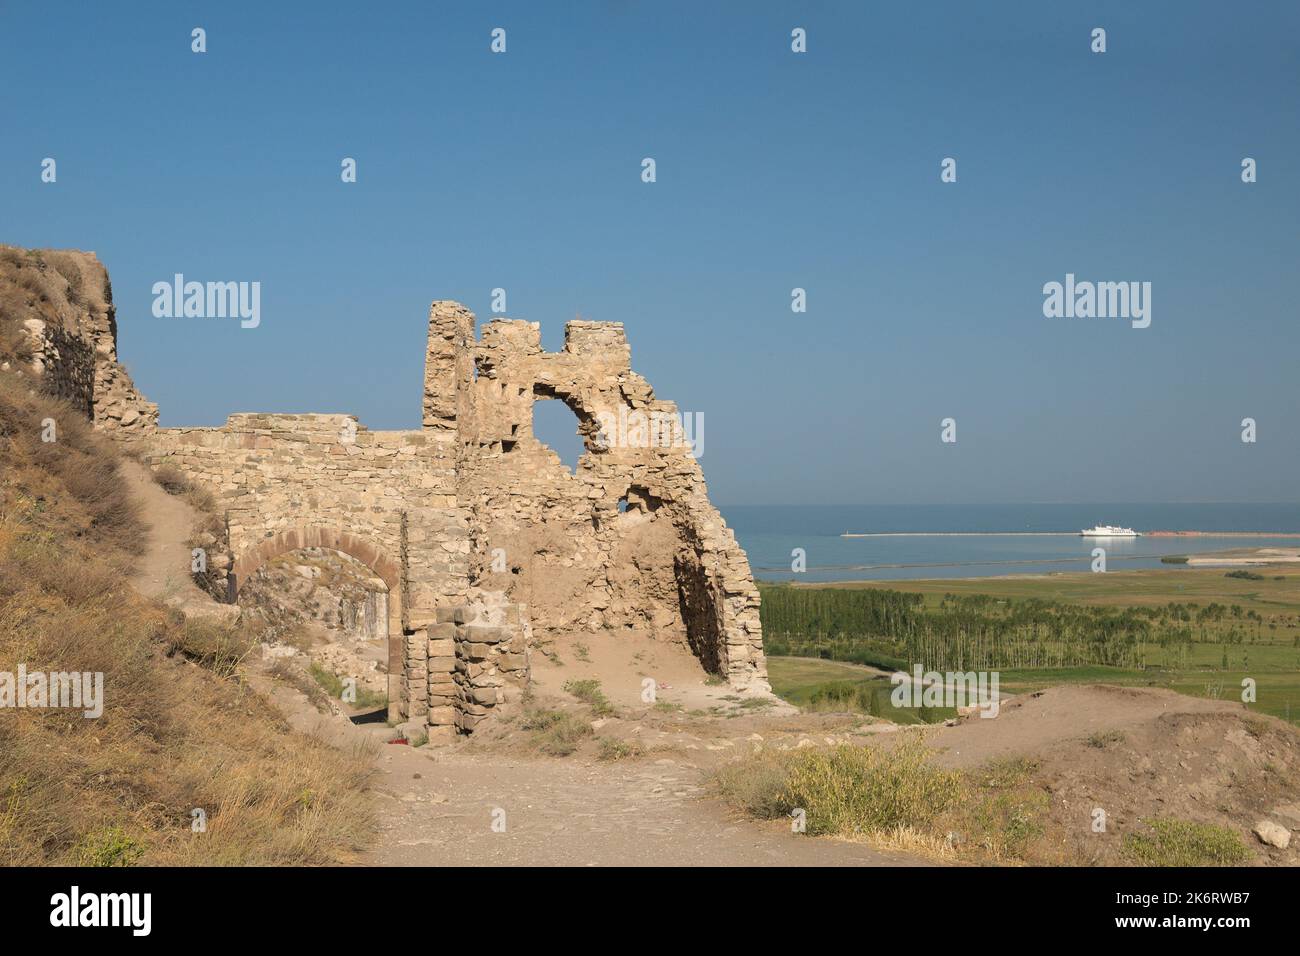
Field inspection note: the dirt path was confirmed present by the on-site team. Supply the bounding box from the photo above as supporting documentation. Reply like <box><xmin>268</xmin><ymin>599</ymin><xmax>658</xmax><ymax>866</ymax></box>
<box><xmin>121</xmin><ymin>459</ymin><xmax>230</xmax><ymax>617</ymax></box>
<box><xmin>252</xmin><ymin>676</ymin><xmax>915</xmax><ymax>867</ymax></box>
<box><xmin>360</xmin><ymin>738</ymin><xmax>914</xmax><ymax>866</ymax></box>
<box><xmin>252</xmin><ymin>667</ymin><xmax>920</xmax><ymax>866</ymax></box>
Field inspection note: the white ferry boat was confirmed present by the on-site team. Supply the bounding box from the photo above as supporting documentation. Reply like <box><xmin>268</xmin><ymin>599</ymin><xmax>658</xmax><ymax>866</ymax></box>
<box><xmin>1080</xmin><ymin>524</ymin><xmax>1140</xmax><ymax>537</ymax></box>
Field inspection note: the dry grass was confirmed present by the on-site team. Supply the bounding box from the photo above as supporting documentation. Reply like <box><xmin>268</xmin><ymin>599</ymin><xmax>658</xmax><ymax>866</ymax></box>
<box><xmin>520</xmin><ymin>709</ymin><xmax>593</xmax><ymax>756</ymax></box>
<box><xmin>0</xmin><ymin>248</ymin><xmax>50</xmax><ymax>366</ymax></box>
<box><xmin>711</xmin><ymin>737</ymin><xmax>1053</xmax><ymax>863</ymax></box>
<box><xmin>267</xmin><ymin>659</ymin><xmax>333</xmax><ymax>713</ymax></box>
<box><xmin>779</xmin><ymin>738</ymin><xmax>963</xmax><ymax>837</ymax></box>
<box><xmin>596</xmin><ymin>737</ymin><xmax>644</xmax><ymax>761</ymax></box>
<box><xmin>712</xmin><ymin>749</ymin><xmax>797</xmax><ymax>819</ymax></box>
<box><xmin>0</xmin><ymin>246</ymin><xmax>103</xmax><ymax>369</ymax></box>
<box><xmin>0</xmin><ymin>371</ymin><xmax>375</xmax><ymax>865</ymax></box>
<box><xmin>153</xmin><ymin>460</ymin><xmax>218</xmax><ymax>514</ymax></box>
<box><xmin>151</xmin><ymin>463</ymin><xmax>190</xmax><ymax>496</ymax></box>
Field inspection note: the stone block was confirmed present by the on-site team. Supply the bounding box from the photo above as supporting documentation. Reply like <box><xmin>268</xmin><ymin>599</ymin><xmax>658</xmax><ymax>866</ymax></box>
<box><xmin>456</xmin><ymin>712</ymin><xmax>486</xmax><ymax>732</ymax></box>
<box><xmin>427</xmin><ymin>706</ymin><xmax>456</xmax><ymax>726</ymax></box>
<box><xmin>498</xmin><ymin>652</ymin><xmax>527</xmax><ymax>672</ymax></box>
<box><xmin>462</xmin><ymin>624</ymin><xmax>512</xmax><ymax>644</ymax></box>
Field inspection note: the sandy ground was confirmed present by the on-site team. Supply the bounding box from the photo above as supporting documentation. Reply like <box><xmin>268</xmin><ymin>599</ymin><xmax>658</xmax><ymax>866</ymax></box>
<box><xmin>533</xmin><ymin>631</ymin><xmax>795</xmax><ymax>713</ymax></box>
<box><xmin>358</xmin><ymin>740</ymin><xmax>910</xmax><ymax>866</ymax></box>
<box><xmin>123</xmin><ymin>459</ymin><xmax>205</xmax><ymax>602</ymax></box>
<box><xmin>251</xmin><ymin>665</ymin><xmax>916</xmax><ymax>867</ymax></box>
<box><xmin>122</xmin><ymin>459</ymin><xmax>237</xmax><ymax>620</ymax></box>
<box><xmin>929</xmin><ymin>683</ymin><xmax>1241</xmax><ymax>769</ymax></box>
<box><xmin>1185</xmin><ymin>547</ymin><xmax>1300</xmax><ymax>566</ymax></box>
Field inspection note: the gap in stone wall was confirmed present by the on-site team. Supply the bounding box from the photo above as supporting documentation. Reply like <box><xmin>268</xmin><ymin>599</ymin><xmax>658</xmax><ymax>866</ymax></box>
<box><xmin>530</xmin><ymin>396</ymin><xmax>585</xmax><ymax>473</ymax></box>
<box><xmin>238</xmin><ymin>547</ymin><xmax>391</xmax><ymax>712</ymax></box>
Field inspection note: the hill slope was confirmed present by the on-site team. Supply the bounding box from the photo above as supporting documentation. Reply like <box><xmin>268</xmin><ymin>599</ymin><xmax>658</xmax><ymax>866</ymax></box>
<box><xmin>0</xmin><ymin>368</ymin><xmax>373</xmax><ymax>865</ymax></box>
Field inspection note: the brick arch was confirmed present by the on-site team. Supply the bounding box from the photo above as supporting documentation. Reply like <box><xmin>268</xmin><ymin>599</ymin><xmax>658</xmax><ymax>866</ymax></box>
<box><xmin>229</xmin><ymin>525</ymin><xmax>404</xmax><ymax>722</ymax></box>
<box><xmin>227</xmin><ymin>525</ymin><xmax>400</xmax><ymax>600</ymax></box>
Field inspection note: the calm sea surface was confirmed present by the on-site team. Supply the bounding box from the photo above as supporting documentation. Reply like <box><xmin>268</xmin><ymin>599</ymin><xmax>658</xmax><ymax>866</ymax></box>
<box><xmin>719</xmin><ymin>504</ymin><xmax>1300</xmax><ymax>582</ymax></box>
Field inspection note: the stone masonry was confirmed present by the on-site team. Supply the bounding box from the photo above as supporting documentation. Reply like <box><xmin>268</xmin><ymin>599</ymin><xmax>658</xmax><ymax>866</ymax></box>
<box><xmin>3</xmin><ymin>250</ymin><xmax>768</xmax><ymax>735</ymax></box>
<box><xmin>1</xmin><ymin>247</ymin><xmax>158</xmax><ymax>432</ymax></box>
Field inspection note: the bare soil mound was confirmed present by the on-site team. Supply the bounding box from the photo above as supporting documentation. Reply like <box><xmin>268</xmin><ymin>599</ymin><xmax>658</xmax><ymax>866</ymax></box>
<box><xmin>932</xmin><ymin>685</ymin><xmax>1300</xmax><ymax>865</ymax></box>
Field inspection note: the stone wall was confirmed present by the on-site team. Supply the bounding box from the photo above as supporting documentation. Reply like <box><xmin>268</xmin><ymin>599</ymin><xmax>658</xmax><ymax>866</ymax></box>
<box><xmin>0</xmin><ymin>247</ymin><xmax>158</xmax><ymax>432</ymax></box>
<box><xmin>140</xmin><ymin>413</ymin><xmax>468</xmax><ymax>718</ymax></box>
<box><xmin>428</xmin><ymin>590</ymin><xmax>531</xmax><ymax>737</ymax></box>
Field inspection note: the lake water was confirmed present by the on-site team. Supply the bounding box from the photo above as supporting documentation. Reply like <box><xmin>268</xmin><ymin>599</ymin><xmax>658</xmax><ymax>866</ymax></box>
<box><xmin>720</xmin><ymin>504</ymin><xmax>1300</xmax><ymax>582</ymax></box>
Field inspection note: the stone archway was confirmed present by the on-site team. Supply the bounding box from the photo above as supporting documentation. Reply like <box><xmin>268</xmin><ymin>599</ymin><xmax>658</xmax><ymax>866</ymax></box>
<box><xmin>228</xmin><ymin>525</ymin><xmax>403</xmax><ymax>717</ymax></box>
<box><xmin>531</xmin><ymin>382</ymin><xmax>606</xmax><ymax>458</ymax></box>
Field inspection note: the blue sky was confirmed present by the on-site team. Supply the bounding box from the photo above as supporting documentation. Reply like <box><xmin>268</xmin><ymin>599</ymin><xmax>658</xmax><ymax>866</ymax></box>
<box><xmin>3</xmin><ymin>1</ymin><xmax>1297</xmax><ymax>505</ymax></box>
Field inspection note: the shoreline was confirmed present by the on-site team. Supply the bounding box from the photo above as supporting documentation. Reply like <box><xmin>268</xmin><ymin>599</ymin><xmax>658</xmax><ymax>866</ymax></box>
<box><xmin>761</xmin><ymin>546</ymin><xmax>1300</xmax><ymax>587</ymax></box>
<box><xmin>1183</xmin><ymin>546</ymin><xmax>1300</xmax><ymax>567</ymax></box>
<box><xmin>839</xmin><ymin>530</ymin><xmax>1300</xmax><ymax>538</ymax></box>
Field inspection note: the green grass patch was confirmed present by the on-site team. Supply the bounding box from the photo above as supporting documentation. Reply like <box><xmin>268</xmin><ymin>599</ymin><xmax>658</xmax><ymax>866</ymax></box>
<box><xmin>308</xmin><ymin>663</ymin><xmax>387</xmax><ymax>709</ymax></box>
<box><xmin>596</xmin><ymin>738</ymin><xmax>643</xmax><ymax>761</ymax></box>
<box><xmin>75</xmin><ymin>825</ymin><xmax>145</xmax><ymax>867</ymax></box>
<box><xmin>1086</xmin><ymin>729</ymin><xmax>1126</xmax><ymax>749</ymax></box>
<box><xmin>766</xmin><ymin>658</ymin><xmax>957</xmax><ymax>724</ymax></box>
<box><xmin>713</xmin><ymin>743</ymin><xmax>1056</xmax><ymax>862</ymax></box>
<box><xmin>563</xmin><ymin>678</ymin><xmax>614</xmax><ymax>715</ymax></box>
<box><xmin>712</xmin><ymin>737</ymin><xmax>961</xmax><ymax>837</ymax></box>
<box><xmin>1122</xmin><ymin>819</ymin><xmax>1249</xmax><ymax>866</ymax></box>
<box><xmin>781</xmin><ymin>739</ymin><xmax>963</xmax><ymax>836</ymax></box>
<box><xmin>520</xmin><ymin>710</ymin><xmax>593</xmax><ymax>756</ymax></box>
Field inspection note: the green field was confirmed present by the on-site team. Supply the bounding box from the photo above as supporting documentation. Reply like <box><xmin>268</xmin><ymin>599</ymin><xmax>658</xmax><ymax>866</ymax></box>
<box><xmin>763</xmin><ymin>657</ymin><xmax>957</xmax><ymax>724</ymax></box>
<box><xmin>762</xmin><ymin>567</ymin><xmax>1300</xmax><ymax>725</ymax></box>
<box><xmin>805</xmin><ymin>564</ymin><xmax>1300</xmax><ymax>613</ymax></box>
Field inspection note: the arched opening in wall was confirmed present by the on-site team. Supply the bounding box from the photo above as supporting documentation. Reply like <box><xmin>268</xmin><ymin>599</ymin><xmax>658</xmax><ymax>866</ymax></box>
<box><xmin>237</xmin><ymin>547</ymin><xmax>391</xmax><ymax>724</ymax></box>
<box><xmin>531</xmin><ymin>391</ymin><xmax>586</xmax><ymax>473</ymax></box>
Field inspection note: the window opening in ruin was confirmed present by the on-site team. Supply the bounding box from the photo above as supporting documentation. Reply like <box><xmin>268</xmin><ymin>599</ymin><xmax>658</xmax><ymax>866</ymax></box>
<box><xmin>623</xmin><ymin>484</ymin><xmax>662</xmax><ymax>513</ymax></box>
<box><xmin>532</xmin><ymin>395</ymin><xmax>585</xmax><ymax>473</ymax></box>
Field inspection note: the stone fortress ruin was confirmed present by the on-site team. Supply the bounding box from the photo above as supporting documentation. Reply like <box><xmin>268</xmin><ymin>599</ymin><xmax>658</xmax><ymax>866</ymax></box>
<box><xmin>8</xmin><ymin>249</ymin><xmax>768</xmax><ymax>736</ymax></box>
